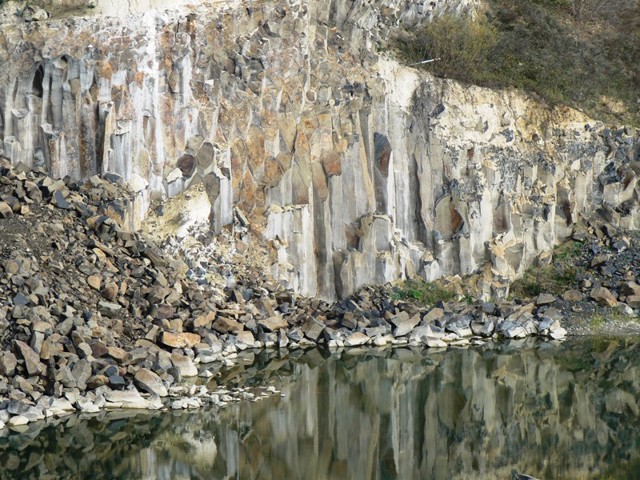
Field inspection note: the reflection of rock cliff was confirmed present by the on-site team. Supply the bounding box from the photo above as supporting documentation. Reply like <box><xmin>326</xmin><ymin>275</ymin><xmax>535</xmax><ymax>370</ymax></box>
<box><xmin>1</xmin><ymin>341</ymin><xmax>639</xmax><ymax>479</ymax></box>
<box><xmin>1</xmin><ymin>0</ymin><xmax>638</xmax><ymax>299</ymax></box>
<box><xmin>200</xmin><ymin>341</ymin><xmax>640</xmax><ymax>480</ymax></box>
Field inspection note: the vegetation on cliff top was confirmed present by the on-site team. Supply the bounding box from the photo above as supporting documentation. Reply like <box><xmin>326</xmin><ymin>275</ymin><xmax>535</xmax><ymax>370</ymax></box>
<box><xmin>395</xmin><ymin>0</ymin><xmax>640</xmax><ymax>126</ymax></box>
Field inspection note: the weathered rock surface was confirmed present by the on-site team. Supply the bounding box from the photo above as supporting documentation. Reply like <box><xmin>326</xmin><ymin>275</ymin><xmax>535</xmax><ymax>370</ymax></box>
<box><xmin>134</xmin><ymin>369</ymin><xmax>168</xmax><ymax>397</ymax></box>
<box><xmin>0</xmin><ymin>0</ymin><xmax>637</xmax><ymax>301</ymax></box>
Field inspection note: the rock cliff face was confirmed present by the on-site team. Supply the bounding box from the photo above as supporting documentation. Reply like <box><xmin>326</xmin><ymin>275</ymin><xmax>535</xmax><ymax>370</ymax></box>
<box><xmin>0</xmin><ymin>0</ymin><xmax>638</xmax><ymax>300</ymax></box>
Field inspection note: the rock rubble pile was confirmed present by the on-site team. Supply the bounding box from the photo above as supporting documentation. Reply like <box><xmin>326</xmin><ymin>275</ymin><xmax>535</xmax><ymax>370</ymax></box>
<box><xmin>0</xmin><ymin>157</ymin><xmax>634</xmax><ymax>432</ymax></box>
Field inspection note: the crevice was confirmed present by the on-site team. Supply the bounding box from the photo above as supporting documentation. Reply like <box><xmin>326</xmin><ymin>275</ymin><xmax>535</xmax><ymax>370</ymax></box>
<box><xmin>31</xmin><ymin>64</ymin><xmax>45</xmax><ymax>98</ymax></box>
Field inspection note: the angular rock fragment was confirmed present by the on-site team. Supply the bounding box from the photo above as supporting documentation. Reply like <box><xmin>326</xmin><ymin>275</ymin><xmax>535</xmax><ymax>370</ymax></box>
<box><xmin>344</xmin><ymin>332</ymin><xmax>369</xmax><ymax>347</ymax></box>
<box><xmin>160</xmin><ymin>332</ymin><xmax>201</xmax><ymax>349</ymax></box>
<box><xmin>14</xmin><ymin>341</ymin><xmax>44</xmax><ymax>376</ymax></box>
<box><xmin>134</xmin><ymin>368</ymin><xmax>168</xmax><ymax>397</ymax></box>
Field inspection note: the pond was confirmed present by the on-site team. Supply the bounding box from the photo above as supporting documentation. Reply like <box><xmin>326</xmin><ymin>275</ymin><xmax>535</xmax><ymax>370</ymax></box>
<box><xmin>1</xmin><ymin>338</ymin><xmax>640</xmax><ymax>479</ymax></box>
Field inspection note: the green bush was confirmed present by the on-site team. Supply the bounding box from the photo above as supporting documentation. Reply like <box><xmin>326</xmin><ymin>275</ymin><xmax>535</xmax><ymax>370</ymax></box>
<box><xmin>391</xmin><ymin>279</ymin><xmax>458</xmax><ymax>305</ymax></box>
<box><xmin>394</xmin><ymin>0</ymin><xmax>640</xmax><ymax>126</ymax></box>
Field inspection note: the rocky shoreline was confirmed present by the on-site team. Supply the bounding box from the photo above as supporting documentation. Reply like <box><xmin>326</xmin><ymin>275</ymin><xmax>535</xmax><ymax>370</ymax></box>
<box><xmin>0</xmin><ymin>159</ymin><xmax>638</xmax><ymax>431</ymax></box>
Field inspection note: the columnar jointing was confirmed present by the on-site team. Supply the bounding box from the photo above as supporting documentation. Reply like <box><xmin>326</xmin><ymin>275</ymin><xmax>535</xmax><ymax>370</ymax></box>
<box><xmin>0</xmin><ymin>0</ymin><xmax>638</xmax><ymax>300</ymax></box>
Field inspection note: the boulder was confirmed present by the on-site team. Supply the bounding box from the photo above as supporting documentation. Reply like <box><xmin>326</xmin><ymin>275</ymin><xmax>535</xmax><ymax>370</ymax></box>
<box><xmin>389</xmin><ymin>312</ymin><xmax>421</xmax><ymax>337</ymax></box>
<box><xmin>212</xmin><ymin>317</ymin><xmax>244</xmax><ymax>334</ymax></box>
<box><xmin>258</xmin><ymin>315</ymin><xmax>288</xmax><ymax>332</ymax></box>
<box><xmin>0</xmin><ymin>352</ymin><xmax>17</xmax><ymax>376</ymax></box>
<box><xmin>160</xmin><ymin>332</ymin><xmax>201</xmax><ymax>349</ymax></box>
<box><xmin>14</xmin><ymin>341</ymin><xmax>44</xmax><ymax>376</ymax></box>
<box><xmin>134</xmin><ymin>368</ymin><xmax>168</xmax><ymax>397</ymax></box>
<box><xmin>590</xmin><ymin>287</ymin><xmax>618</xmax><ymax>307</ymax></box>
<box><xmin>170</xmin><ymin>352</ymin><xmax>198</xmax><ymax>377</ymax></box>
<box><xmin>301</xmin><ymin>317</ymin><xmax>325</xmax><ymax>341</ymax></box>
<box><xmin>535</xmin><ymin>293</ymin><xmax>556</xmax><ymax>306</ymax></box>
<box><xmin>344</xmin><ymin>332</ymin><xmax>370</xmax><ymax>347</ymax></box>
<box><xmin>562</xmin><ymin>289</ymin><xmax>583</xmax><ymax>302</ymax></box>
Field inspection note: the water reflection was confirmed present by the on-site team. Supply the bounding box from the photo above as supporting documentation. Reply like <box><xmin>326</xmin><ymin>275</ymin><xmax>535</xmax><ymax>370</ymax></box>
<box><xmin>2</xmin><ymin>338</ymin><xmax>640</xmax><ymax>479</ymax></box>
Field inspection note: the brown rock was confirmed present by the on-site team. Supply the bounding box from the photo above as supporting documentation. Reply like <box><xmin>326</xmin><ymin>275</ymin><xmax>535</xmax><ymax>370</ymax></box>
<box><xmin>87</xmin><ymin>275</ymin><xmax>102</xmax><ymax>290</ymax></box>
<box><xmin>591</xmin><ymin>254</ymin><xmax>610</xmax><ymax>268</ymax></box>
<box><xmin>625</xmin><ymin>295</ymin><xmax>640</xmax><ymax>308</ymax></box>
<box><xmin>235</xmin><ymin>330</ymin><xmax>255</xmax><ymax>346</ymax></box>
<box><xmin>389</xmin><ymin>311</ymin><xmax>421</xmax><ymax>337</ymax></box>
<box><xmin>170</xmin><ymin>352</ymin><xmax>198</xmax><ymax>377</ymax></box>
<box><xmin>619</xmin><ymin>282</ymin><xmax>640</xmax><ymax>298</ymax></box>
<box><xmin>258</xmin><ymin>315</ymin><xmax>288</xmax><ymax>332</ymax></box>
<box><xmin>0</xmin><ymin>201</ymin><xmax>13</xmax><ymax>218</ymax></box>
<box><xmin>156</xmin><ymin>304</ymin><xmax>175</xmax><ymax>320</ymax></box>
<box><xmin>590</xmin><ymin>287</ymin><xmax>618</xmax><ymax>307</ymax></box>
<box><xmin>177</xmin><ymin>153</ymin><xmax>196</xmax><ymax>177</ymax></box>
<box><xmin>90</xmin><ymin>341</ymin><xmax>110</xmax><ymax>358</ymax></box>
<box><xmin>563</xmin><ymin>289</ymin><xmax>583</xmax><ymax>302</ymax></box>
<box><xmin>194</xmin><ymin>311</ymin><xmax>215</xmax><ymax>329</ymax></box>
<box><xmin>107</xmin><ymin>346</ymin><xmax>127</xmax><ymax>363</ymax></box>
<box><xmin>321</xmin><ymin>150</ymin><xmax>342</xmax><ymax>176</ymax></box>
<box><xmin>101</xmin><ymin>282</ymin><xmax>119</xmax><ymax>301</ymax></box>
<box><xmin>160</xmin><ymin>331</ymin><xmax>201</xmax><ymax>349</ymax></box>
<box><xmin>212</xmin><ymin>317</ymin><xmax>244</xmax><ymax>334</ymax></box>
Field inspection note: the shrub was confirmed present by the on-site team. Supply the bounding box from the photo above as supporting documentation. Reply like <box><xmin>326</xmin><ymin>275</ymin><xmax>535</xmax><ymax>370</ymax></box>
<box><xmin>394</xmin><ymin>0</ymin><xmax>640</xmax><ymax>126</ymax></box>
<box><xmin>391</xmin><ymin>279</ymin><xmax>458</xmax><ymax>305</ymax></box>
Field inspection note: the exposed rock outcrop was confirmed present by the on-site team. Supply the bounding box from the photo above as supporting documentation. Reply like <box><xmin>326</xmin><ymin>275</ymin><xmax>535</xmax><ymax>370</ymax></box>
<box><xmin>0</xmin><ymin>0</ymin><xmax>638</xmax><ymax>302</ymax></box>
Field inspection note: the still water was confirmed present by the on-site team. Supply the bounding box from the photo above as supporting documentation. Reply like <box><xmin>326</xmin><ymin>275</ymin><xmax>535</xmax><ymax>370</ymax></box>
<box><xmin>1</xmin><ymin>338</ymin><xmax>640</xmax><ymax>480</ymax></box>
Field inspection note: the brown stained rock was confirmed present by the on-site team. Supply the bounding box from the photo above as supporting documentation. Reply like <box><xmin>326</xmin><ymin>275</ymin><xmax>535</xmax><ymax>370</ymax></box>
<box><xmin>626</xmin><ymin>295</ymin><xmax>640</xmax><ymax>308</ymax></box>
<box><xmin>107</xmin><ymin>346</ymin><xmax>127</xmax><ymax>363</ymax></box>
<box><xmin>40</xmin><ymin>336</ymin><xmax>62</xmax><ymax>361</ymax></box>
<box><xmin>4</xmin><ymin>260</ymin><xmax>20</xmax><ymax>275</ymax></box>
<box><xmin>258</xmin><ymin>315</ymin><xmax>288</xmax><ymax>332</ymax></box>
<box><xmin>563</xmin><ymin>289</ymin><xmax>583</xmax><ymax>302</ymax></box>
<box><xmin>87</xmin><ymin>275</ymin><xmax>102</xmax><ymax>290</ymax></box>
<box><xmin>0</xmin><ymin>201</ymin><xmax>13</xmax><ymax>218</ymax></box>
<box><xmin>321</xmin><ymin>150</ymin><xmax>341</xmax><ymax>176</ymax></box>
<box><xmin>212</xmin><ymin>316</ymin><xmax>244</xmax><ymax>334</ymax></box>
<box><xmin>235</xmin><ymin>330</ymin><xmax>255</xmax><ymax>347</ymax></box>
<box><xmin>590</xmin><ymin>287</ymin><xmax>618</xmax><ymax>307</ymax></box>
<box><xmin>160</xmin><ymin>331</ymin><xmax>201</xmax><ymax>349</ymax></box>
<box><xmin>619</xmin><ymin>281</ymin><xmax>640</xmax><ymax>298</ymax></box>
<box><xmin>14</xmin><ymin>341</ymin><xmax>44</xmax><ymax>376</ymax></box>
<box><xmin>194</xmin><ymin>311</ymin><xmax>215</xmax><ymax>329</ymax></box>
<box><xmin>311</xmin><ymin>162</ymin><xmax>329</xmax><ymax>201</ymax></box>
<box><xmin>101</xmin><ymin>282</ymin><xmax>119</xmax><ymax>301</ymax></box>
<box><xmin>177</xmin><ymin>153</ymin><xmax>196</xmax><ymax>177</ymax></box>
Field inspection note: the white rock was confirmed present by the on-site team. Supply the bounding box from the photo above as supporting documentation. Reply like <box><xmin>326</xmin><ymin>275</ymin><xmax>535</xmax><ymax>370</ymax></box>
<box><xmin>8</xmin><ymin>415</ymin><xmax>29</xmax><ymax>427</ymax></box>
